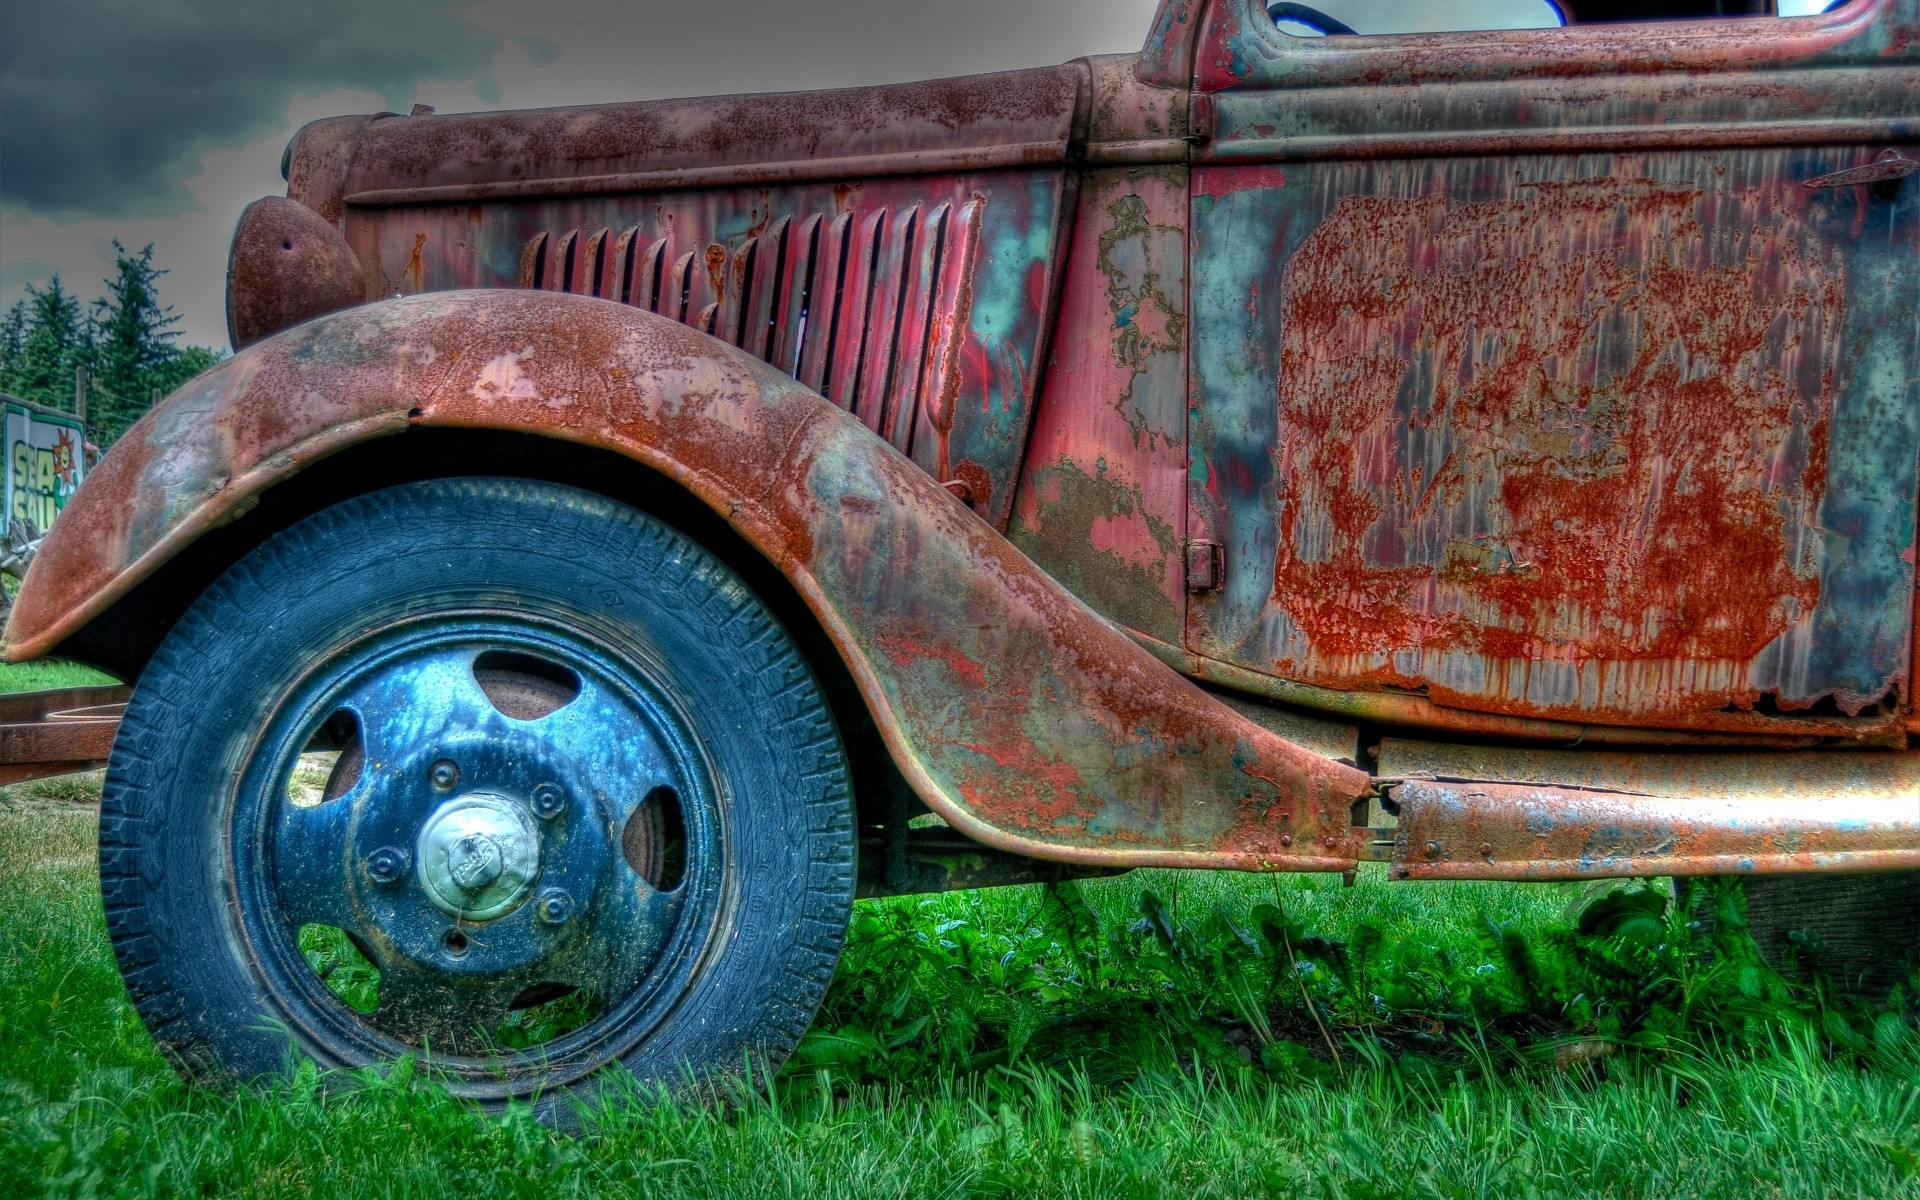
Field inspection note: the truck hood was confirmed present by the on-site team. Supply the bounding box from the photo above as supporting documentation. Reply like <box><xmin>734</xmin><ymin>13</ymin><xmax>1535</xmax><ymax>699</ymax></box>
<box><xmin>315</xmin><ymin>66</ymin><xmax>1085</xmax><ymax>209</ymax></box>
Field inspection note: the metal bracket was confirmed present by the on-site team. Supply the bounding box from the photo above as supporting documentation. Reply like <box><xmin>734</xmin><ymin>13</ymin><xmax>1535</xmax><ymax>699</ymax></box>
<box><xmin>1804</xmin><ymin>149</ymin><xmax>1920</xmax><ymax>192</ymax></box>
<box><xmin>1185</xmin><ymin>539</ymin><xmax>1224</xmax><ymax>592</ymax></box>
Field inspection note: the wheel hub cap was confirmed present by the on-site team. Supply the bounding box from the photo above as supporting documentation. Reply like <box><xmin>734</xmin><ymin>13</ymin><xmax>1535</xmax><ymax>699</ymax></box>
<box><xmin>416</xmin><ymin>793</ymin><xmax>540</xmax><ymax>921</ymax></box>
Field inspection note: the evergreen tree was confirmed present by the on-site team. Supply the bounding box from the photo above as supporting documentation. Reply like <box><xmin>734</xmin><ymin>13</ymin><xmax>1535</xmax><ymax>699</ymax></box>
<box><xmin>0</xmin><ymin>301</ymin><xmax>25</xmax><ymax>386</ymax></box>
<box><xmin>0</xmin><ymin>278</ymin><xmax>92</xmax><ymax>410</ymax></box>
<box><xmin>91</xmin><ymin>242</ymin><xmax>185</xmax><ymax>436</ymax></box>
<box><xmin>0</xmin><ymin>246</ymin><xmax>224</xmax><ymax>443</ymax></box>
<box><xmin>155</xmin><ymin>346</ymin><xmax>222</xmax><ymax>395</ymax></box>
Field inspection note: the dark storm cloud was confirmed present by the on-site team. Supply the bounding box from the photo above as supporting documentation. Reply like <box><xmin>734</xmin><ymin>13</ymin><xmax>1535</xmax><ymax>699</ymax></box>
<box><xmin>0</xmin><ymin>0</ymin><xmax>502</xmax><ymax>218</ymax></box>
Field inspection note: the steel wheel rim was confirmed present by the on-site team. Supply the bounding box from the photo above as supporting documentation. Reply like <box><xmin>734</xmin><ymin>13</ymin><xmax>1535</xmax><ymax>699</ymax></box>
<box><xmin>227</xmin><ymin>609</ymin><xmax>726</xmax><ymax>1093</ymax></box>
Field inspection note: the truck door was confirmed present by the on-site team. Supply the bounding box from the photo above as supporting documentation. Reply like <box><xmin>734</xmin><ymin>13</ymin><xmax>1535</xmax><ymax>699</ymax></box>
<box><xmin>1185</xmin><ymin>0</ymin><xmax>1920</xmax><ymax>735</ymax></box>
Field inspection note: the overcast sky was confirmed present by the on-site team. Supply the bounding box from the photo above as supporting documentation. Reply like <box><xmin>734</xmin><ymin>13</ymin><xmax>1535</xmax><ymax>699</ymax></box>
<box><xmin>0</xmin><ymin>0</ymin><xmax>1825</xmax><ymax>349</ymax></box>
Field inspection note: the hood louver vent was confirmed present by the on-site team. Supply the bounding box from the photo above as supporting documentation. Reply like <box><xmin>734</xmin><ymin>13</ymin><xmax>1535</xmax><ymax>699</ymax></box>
<box><xmin>520</xmin><ymin>199</ymin><xmax>982</xmax><ymax>457</ymax></box>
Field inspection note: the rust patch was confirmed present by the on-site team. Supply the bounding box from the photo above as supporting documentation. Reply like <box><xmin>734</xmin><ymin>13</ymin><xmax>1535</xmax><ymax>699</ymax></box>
<box><xmin>947</xmin><ymin>459</ymin><xmax>992</xmax><ymax>516</ymax></box>
<box><xmin>1267</xmin><ymin>181</ymin><xmax>1844</xmax><ymax>710</ymax></box>
<box><xmin>404</xmin><ymin>232</ymin><xmax>427</xmax><ymax>293</ymax></box>
<box><xmin>226</xmin><ymin>197</ymin><xmax>367</xmax><ymax>349</ymax></box>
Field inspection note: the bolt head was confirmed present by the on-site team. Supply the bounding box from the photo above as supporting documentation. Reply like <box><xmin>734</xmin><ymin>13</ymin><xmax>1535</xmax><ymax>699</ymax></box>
<box><xmin>536</xmin><ymin>888</ymin><xmax>574</xmax><ymax>925</ymax></box>
<box><xmin>366</xmin><ymin>846</ymin><xmax>409</xmax><ymax>885</ymax></box>
<box><xmin>1425</xmin><ymin>840</ymin><xmax>1443</xmax><ymax>858</ymax></box>
<box><xmin>429</xmin><ymin>759</ymin><xmax>460</xmax><ymax>790</ymax></box>
<box><xmin>530</xmin><ymin>782</ymin><xmax>568</xmax><ymax>820</ymax></box>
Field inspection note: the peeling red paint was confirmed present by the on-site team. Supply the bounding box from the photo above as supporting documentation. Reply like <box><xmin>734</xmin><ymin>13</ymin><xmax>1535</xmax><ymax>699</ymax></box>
<box><xmin>1010</xmin><ymin>168</ymin><xmax>1189</xmax><ymax>645</ymax></box>
<box><xmin>876</xmin><ymin>630</ymin><xmax>988</xmax><ymax>690</ymax></box>
<box><xmin>1197</xmin><ymin>164</ymin><xmax>1285</xmax><ymax>196</ymax></box>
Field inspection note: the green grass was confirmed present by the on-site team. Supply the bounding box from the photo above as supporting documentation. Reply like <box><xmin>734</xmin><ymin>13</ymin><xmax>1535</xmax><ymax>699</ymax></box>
<box><xmin>0</xmin><ymin>659</ymin><xmax>119</xmax><ymax>694</ymax></box>
<box><xmin>2</xmin><ymin>779</ymin><xmax>1918</xmax><ymax>1198</ymax></box>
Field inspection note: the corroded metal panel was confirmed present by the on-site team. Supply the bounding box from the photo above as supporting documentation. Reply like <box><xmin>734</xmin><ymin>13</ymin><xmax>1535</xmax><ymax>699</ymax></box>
<box><xmin>1138</xmin><ymin>0</ymin><xmax>1208</xmax><ymax>88</ymax></box>
<box><xmin>1378</xmin><ymin>737</ymin><xmax>1920</xmax><ymax>801</ymax></box>
<box><xmin>341</xmin><ymin>171</ymin><xmax>1063</xmax><ymax>528</ymax></box>
<box><xmin>1010</xmin><ymin>167</ymin><xmax>1190</xmax><ymax>644</ymax></box>
<box><xmin>1189</xmin><ymin>150</ymin><xmax>1920</xmax><ymax>731</ymax></box>
<box><xmin>337</xmin><ymin>67</ymin><xmax>1085</xmax><ymax>204</ymax></box>
<box><xmin>1195</xmin><ymin>0</ymin><xmax>1909</xmax><ymax>108</ymax></box>
<box><xmin>5</xmin><ymin>293</ymin><xmax>1373</xmax><ymax>871</ymax></box>
<box><xmin>0</xmin><ymin>684</ymin><xmax>127</xmax><ymax>786</ymax></box>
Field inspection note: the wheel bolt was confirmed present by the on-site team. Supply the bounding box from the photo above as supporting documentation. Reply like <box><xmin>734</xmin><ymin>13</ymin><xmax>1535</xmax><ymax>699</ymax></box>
<box><xmin>366</xmin><ymin>846</ymin><xmax>410</xmax><ymax>885</ymax></box>
<box><xmin>535</xmin><ymin>888</ymin><xmax>574</xmax><ymax>925</ymax></box>
<box><xmin>530</xmin><ymin>782</ymin><xmax>568</xmax><ymax>820</ymax></box>
<box><xmin>429</xmin><ymin>759</ymin><xmax>460</xmax><ymax>790</ymax></box>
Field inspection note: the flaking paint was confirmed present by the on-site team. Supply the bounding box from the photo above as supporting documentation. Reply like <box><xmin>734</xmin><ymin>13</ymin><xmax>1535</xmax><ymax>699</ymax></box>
<box><xmin>1011</xmin><ymin>167</ymin><xmax>1190</xmax><ymax>643</ymax></box>
<box><xmin>1190</xmin><ymin>149</ymin><xmax>1920</xmax><ymax>732</ymax></box>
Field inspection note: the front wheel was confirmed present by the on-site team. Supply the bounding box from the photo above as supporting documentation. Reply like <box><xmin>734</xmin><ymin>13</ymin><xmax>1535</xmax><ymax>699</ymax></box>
<box><xmin>99</xmin><ymin>478</ymin><xmax>856</xmax><ymax>1118</ymax></box>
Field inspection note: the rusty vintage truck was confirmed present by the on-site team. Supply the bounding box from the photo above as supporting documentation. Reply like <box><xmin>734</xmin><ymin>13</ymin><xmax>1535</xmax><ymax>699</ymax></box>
<box><xmin>8</xmin><ymin>0</ymin><xmax>1920</xmax><ymax>1111</ymax></box>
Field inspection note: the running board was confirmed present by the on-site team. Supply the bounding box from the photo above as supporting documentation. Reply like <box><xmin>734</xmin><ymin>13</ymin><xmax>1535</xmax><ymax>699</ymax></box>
<box><xmin>0</xmin><ymin>684</ymin><xmax>128</xmax><ymax>785</ymax></box>
<box><xmin>1386</xmin><ymin>773</ymin><xmax>1920</xmax><ymax>881</ymax></box>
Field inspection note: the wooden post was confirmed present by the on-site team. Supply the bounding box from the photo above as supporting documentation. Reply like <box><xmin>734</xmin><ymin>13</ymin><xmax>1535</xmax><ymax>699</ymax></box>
<box><xmin>73</xmin><ymin>366</ymin><xmax>87</xmax><ymax>425</ymax></box>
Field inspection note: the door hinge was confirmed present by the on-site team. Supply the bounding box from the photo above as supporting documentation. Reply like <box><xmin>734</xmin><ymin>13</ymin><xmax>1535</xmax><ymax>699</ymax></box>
<box><xmin>1186</xmin><ymin>93</ymin><xmax>1215</xmax><ymax>147</ymax></box>
<box><xmin>1185</xmin><ymin>539</ymin><xmax>1223</xmax><ymax>592</ymax></box>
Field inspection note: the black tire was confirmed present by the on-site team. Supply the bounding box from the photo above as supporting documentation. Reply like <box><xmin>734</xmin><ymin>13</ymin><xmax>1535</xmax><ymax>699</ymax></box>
<box><xmin>99</xmin><ymin>478</ymin><xmax>856</xmax><ymax>1118</ymax></box>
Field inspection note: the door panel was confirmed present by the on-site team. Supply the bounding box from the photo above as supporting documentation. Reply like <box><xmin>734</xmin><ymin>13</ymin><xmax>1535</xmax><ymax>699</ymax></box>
<box><xmin>1188</xmin><ymin>148</ymin><xmax>1920</xmax><ymax>730</ymax></box>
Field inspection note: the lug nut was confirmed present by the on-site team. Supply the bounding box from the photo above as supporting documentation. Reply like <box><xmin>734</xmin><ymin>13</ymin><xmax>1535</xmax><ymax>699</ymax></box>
<box><xmin>530</xmin><ymin>782</ymin><xmax>568</xmax><ymax>820</ymax></box>
<box><xmin>429</xmin><ymin>759</ymin><xmax>460</xmax><ymax>790</ymax></box>
<box><xmin>366</xmin><ymin>846</ymin><xmax>410</xmax><ymax>885</ymax></box>
<box><xmin>535</xmin><ymin>888</ymin><xmax>574</xmax><ymax>925</ymax></box>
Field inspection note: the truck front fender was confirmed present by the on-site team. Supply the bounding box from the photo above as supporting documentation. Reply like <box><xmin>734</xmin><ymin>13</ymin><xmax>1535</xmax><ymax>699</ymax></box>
<box><xmin>5</xmin><ymin>290</ymin><xmax>1370</xmax><ymax>869</ymax></box>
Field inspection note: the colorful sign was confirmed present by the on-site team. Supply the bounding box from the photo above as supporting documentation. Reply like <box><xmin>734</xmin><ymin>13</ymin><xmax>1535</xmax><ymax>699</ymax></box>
<box><xmin>2</xmin><ymin>396</ymin><xmax>86</xmax><ymax>538</ymax></box>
